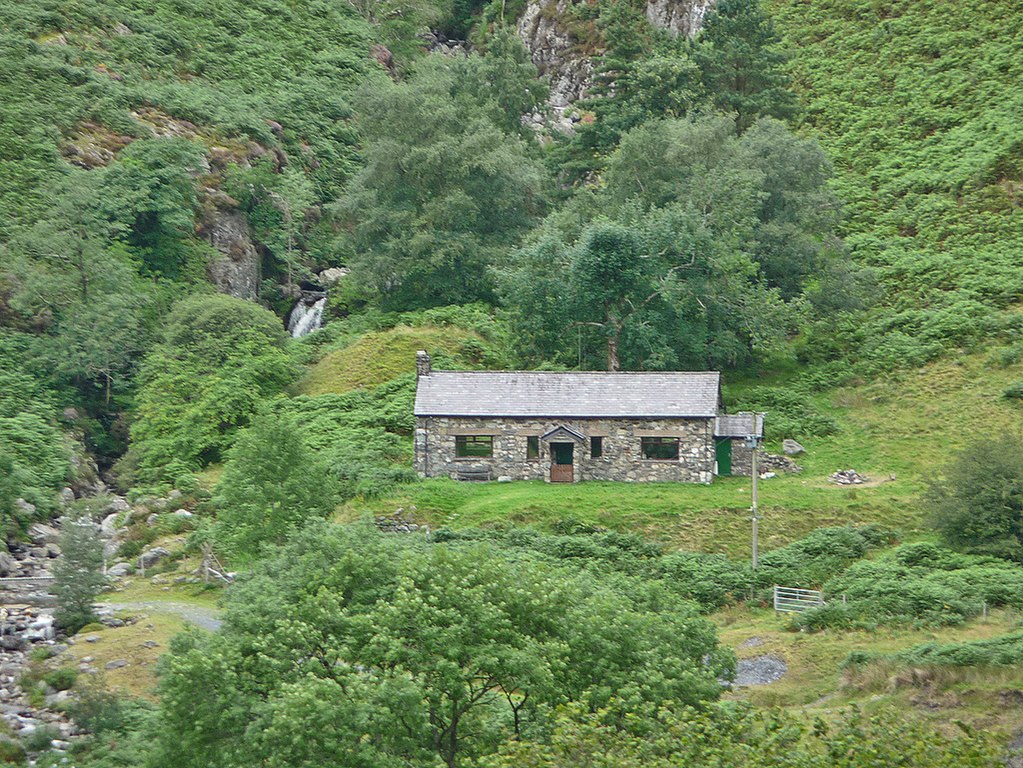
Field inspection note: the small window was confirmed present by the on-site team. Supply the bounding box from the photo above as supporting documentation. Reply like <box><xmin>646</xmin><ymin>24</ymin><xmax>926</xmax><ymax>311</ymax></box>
<box><xmin>590</xmin><ymin>436</ymin><xmax>603</xmax><ymax>458</ymax></box>
<box><xmin>641</xmin><ymin>436</ymin><xmax>679</xmax><ymax>460</ymax></box>
<box><xmin>455</xmin><ymin>435</ymin><xmax>493</xmax><ymax>458</ymax></box>
<box><xmin>526</xmin><ymin>436</ymin><xmax>540</xmax><ymax>460</ymax></box>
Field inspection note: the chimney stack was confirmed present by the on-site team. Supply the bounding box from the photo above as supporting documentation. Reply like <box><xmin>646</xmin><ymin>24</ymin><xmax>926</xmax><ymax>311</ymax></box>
<box><xmin>416</xmin><ymin>350</ymin><xmax>431</xmax><ymax>377</ymax></box>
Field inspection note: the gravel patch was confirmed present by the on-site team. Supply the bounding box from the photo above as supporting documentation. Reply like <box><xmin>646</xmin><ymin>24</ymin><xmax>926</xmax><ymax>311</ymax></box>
<box><xmin>733</xmin><ymin>655</ymin><xmax>787</xmax><ymax>686</ymax></box>
<box><xmin>99</xmin><ymin>601</ymin><xmax>222</xmax><ymax>632</ymax></box>
<box><xmin>739</xmin><ymin>636</ymin><xmax>764</xmax><ymax>648</ymax></box>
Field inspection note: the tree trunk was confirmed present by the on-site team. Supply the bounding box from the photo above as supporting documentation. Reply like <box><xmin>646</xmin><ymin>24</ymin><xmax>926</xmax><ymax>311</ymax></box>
<box><xmin>606</xmin><ymin>315</ymin><xmax>622</xmax><ymax>372</ymax></box>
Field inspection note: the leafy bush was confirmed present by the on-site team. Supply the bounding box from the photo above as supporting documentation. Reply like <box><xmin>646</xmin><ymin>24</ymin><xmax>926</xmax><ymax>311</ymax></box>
<box><xmin>800</xmin><ymin>544</ymin><xmax>1023</xmax><ymax>630</ymax></box>
<box><xmin>734</xmin><ymin>386</ymin><xmax>839</xmax><ymax>441</ymax></box>
<box><xmin>927</xmin><ymin>434</ymin><xmax>1023</xmax><ymax>561</ymax></box>
<box><xmin>20</xmin><ymin>725</ymin><xmax>57</xmax><ymax>752</ymax></box>
<box><xmin>42</xmin><ymin>668</ymin><xmax>77</xmax><ymax>692</ymax></box>
<box><xmin>1003</xmin><ymin>382</ymin><xmax>1023</xmax><ymax>400</ymax></box>
<box><xmin>125</xmin><ymin>294</ymin><xmax>299</xmax><ymax>487</ymax></box>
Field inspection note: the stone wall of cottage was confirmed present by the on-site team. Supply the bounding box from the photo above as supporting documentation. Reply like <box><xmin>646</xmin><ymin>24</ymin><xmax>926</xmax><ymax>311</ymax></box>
<box><xmin>415</xmin><ymin>416</ymin><xmax>715</xmax><ymax>483</ymax></box>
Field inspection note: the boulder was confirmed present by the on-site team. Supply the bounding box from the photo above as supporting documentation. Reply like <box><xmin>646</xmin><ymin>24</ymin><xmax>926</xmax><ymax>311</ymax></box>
<box><xmin>146</xmin><ymin>513</ymin><xmax>159</xmax><ymax>526</ymax></box>
<box><xmin>104</xmin><ymin>659</ymin><xmax>128</xmax><ymax>670</ymax></box>
<box><xmin>319</xmin><ymin>266</ymin><xmax>350</xmax><ymax>285</ymax></box>
<box><xmin>138</xmin><ymin>547</ymin><xmax>171</xmax><ymax>569</ymax></box>
<box><xmin>0</xmin><ymin>550</ymin><xmax>17</xmax><ymax>576</ymax></box>
<box><xmin>106</xmin><ymin>496</ymin><xmax>131</xmax><ymax>515</ymax></box>
<box><xmin>27</xmin><ymin>523</ymin><xmax>59</xmax><ymax>545</ymax></box>
<box><xmin>107</xmin><ymin>562</ymin><xmax>131</xmax><ymax>578</ymax></box>
<box><xmin>782</xmin><ymin>439</ymin><xmax>805</xmax><ymax>456</ymax></box>
<box><xmin>15</xmin><ymin>498</ymin><xmax>36</xmax><ymax>517</ymax></box>
<box><xmin>100</xmin><ymin>513</ymin><xmax>121</xmax><ymax>538</ymax></box>
<box><xmin>172</xmin><ymin>509</ymin><xmax>193</xmax><ymax>518</ymax></box>
<box><xmin>59</xmin><ymin>487</ymin><xmax>76</xmax><ymax>506</ymax></box>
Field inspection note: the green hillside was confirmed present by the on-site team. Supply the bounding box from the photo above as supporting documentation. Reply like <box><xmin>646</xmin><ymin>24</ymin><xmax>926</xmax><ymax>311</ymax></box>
<box><xmin>2</xmin><ymin>0</ymin><xmax>1023</xmax><ymax>764</ymax></box>
<box><xmin>770</xmin><ymin>0</ymin><xmax>1023</xmax><ymax>368</ymax></box>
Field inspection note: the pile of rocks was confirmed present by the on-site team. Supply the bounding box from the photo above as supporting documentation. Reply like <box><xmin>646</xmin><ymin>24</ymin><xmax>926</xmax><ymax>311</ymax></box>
<box><xmin>0</xmin><ymin>605</ymin><xmax>76</xmax><ymax>748</ymax></box>
<box><xmin>375</xmin><ymin>510</ymin><xmax>424</xmax><ymax>534</ymax></box>
<box><xmin>760</xmin><ymin>453</ymin><xmax>803</xmax><ymax>474</ymax></box>
<box><xmin>829</xmin><ymin>469</ymin><xmax>867</xmax><ymax>485</ymax></box>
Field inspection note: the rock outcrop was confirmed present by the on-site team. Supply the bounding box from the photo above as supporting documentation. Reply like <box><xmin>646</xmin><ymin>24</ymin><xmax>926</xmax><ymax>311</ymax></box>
<box><xmin>204</xmin><ymin>209</ymin><xmax>261</xmax><ymax>300</ymax></box>
<box><xmin>517</xmin><ymin>0</ymin><xmax>716</xmax><ymax>130</ymax></box>
<box><xmin>645</xmin><ymin>0</ymin><xmax>715</xmax><ymax>38</ymax></box>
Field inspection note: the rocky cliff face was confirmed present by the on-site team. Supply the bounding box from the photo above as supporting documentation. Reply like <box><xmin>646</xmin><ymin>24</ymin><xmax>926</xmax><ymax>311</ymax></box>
<box><xmin>645</xmin><ymin>0</ymin><xmax>715</xmax><ymax>38</ymax></box>
<box><xmin>516</xmin><ymin>0</ymin><xmax>596</xmax><ymax>112</ymax></box>
<box><xmin>202</xmin><ymin>208</ymin><xmax>261</xmax><ymax>300</ymax></box>
<box><xmin>517</xmin><ymin>0</ymin><xmax>715</xmax><ymax>129</ymax></box>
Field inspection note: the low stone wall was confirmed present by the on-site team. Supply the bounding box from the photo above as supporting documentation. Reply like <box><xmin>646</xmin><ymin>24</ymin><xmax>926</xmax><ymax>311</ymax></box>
<box><xmin>416</xmin><ymin>416</ymin><xmax>715</xmax><ymax>484</ymax></box>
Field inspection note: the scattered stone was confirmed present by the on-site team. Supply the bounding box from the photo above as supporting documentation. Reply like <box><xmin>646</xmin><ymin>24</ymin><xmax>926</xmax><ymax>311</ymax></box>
<box><xmin>172</xmin><ymin>509</ymin><xmax>193</xmax><ymax>518</ymax></box>
<box><xmin>739</xmin><ymin>636</ymin><xmax>765</xmax><ymax>648</ymax></box>
<box><xmin>829</xmin><ymin>469</ymin><xmax>867</xmax><ymax>485</ymax></box>
<box><xmin>107</xmin><ymin>563</ymin><xmax>131</xmax><ymax>578</ymax></box>
<box><xmin>146</xmin><ymin>513</ymin><xmax>159</xmax><ymax>527</ymax></box>
<box><xmin>104</xmin><ymin>659</ymin><xmax>128</xmax><ymax>670</ymax></box>
<box><xmin>106</xmin><ymin>496</ymin><xmax>131</xmax><ymax>515</ymax></box>
<box><xmin>0</xmin><ymin>550</ymin><xmax>17</xmax><ymax>576</ymax></box>
<box><xmin>85</xmin><ymin>636</ymin><xmax>100</xmax><ymax>644</ymax></box>
<box><xmin>782</xmin><ymin>439</ymin><xmax>805</xmax><ymax>456</ymax></box>
<box><xmin>759</xmin><ymin>472</ymin><xmax>776</xmax><ymax>479</ymax></box>
<box><xmin>100</xmin><ymin>618</ymin><xmax>125</xmax><ymax>629</ymax></box>
<box><xmin>16</xmin><ymin>499</ymin><xmax>38</xmax><ymax>518</ymax></box>
<box><xmin>138</xmin><ymin>547</ymin><xmax>170</xmax><ymax>569</ymax></box>
<box><xmin>733</xmin><ymin>655</ymin><xmax>788</xmax><ymax>686</ymax></box>
<box><xmin>99</xmin><ymin>513</ymin><xmax>120</xmax><ymax>539</ymax></box>
<box><xmin>27</xmin><ymin>523</ymin><xmax>59</xmax><ymax>545</ymax></box>
<box><xmin>142</xmin><ymin>640</ymin><xmax>160</xmax><ymax>649</ymax></box>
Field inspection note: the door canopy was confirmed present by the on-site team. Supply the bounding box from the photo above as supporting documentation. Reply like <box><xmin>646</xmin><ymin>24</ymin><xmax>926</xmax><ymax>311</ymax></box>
<box><xmin>540</xmin><ymin>425</ymin><xmax>586</xmax><ymax>443</ymax></box>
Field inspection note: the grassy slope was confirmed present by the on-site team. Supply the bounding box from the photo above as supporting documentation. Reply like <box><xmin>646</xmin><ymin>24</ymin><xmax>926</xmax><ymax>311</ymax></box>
<box><xmin>339</xmin><ymin>347</ymin><xmax>1023</xmax><ymax>555</ymax></box>
<box><xmin>293</xmin><ymin>324</ymin><xmax>482</xmax><ymax>396</ymax></box>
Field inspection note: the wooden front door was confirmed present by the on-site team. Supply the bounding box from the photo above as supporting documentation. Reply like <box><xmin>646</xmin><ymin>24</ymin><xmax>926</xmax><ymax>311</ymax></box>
<box><xmin>550</xmin><ymin>442</ymin><xmax>574</xmax><ymax>483</ymax></box>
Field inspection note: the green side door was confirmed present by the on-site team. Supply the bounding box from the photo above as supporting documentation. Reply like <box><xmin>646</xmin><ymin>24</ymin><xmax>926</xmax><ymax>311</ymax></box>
<box><xmin>715</xmin><ymin>437</ymin><xmax>732</xmax><ymax>476</ymax></box>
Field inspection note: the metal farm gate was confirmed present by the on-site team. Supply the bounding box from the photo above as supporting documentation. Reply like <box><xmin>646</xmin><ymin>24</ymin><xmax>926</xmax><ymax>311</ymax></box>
<box><xmin>773</xmin><ymin>585</ymin><xmax>824</xmax><ymax>613</ymax></box>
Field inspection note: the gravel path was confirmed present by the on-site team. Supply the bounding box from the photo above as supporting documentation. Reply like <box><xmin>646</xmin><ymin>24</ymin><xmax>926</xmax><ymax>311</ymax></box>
<box><xmin>99</xmin><ymin>600</ymin><xmax>223</xmax><ymax>631</ymax></box>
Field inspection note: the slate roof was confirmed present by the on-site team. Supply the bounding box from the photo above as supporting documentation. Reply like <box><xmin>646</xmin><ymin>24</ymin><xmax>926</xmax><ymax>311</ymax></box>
<box><xmin>414</xmin><ymin>371</ymin><xmax>721</xmax><ymax>418</ymax></box>
<box><xmin>714</xmin><ymin>412</ymin><xmax>764</xmax><ymax>438</ymax></box>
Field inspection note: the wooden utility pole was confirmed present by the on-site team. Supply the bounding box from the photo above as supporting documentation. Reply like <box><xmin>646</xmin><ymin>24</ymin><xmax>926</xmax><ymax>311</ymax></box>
<box><xmin>747</xmin><ymin>413</ymin><xmax>763</xmax><ymax>571</ymax></box>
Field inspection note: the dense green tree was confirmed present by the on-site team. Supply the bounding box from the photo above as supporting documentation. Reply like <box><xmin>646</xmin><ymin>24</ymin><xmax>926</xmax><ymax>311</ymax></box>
<box><xmin>0</xmin><ymin>337</ymin><xmax>68</xmax><ymax>512</ymax></box>
<box><xmin>506</xmin><ymin>116</ymin><xmax>827</xmax><ymax>370</ymax></box>
<box><xmin>928</xmin><ymin>434</ymin><xmax>1023</xmax><ymax>562</ymax></box>
<box><xmin>337</xmin><ymin>48</ymin><xmax>548</xmax><ymax>310</ymax></box>
<box><xmin>212</xmin><ymin>412</ymin><xmax>340</xmax><ymax>559</ymax></box>
<box><xmin>124</xmin><ymin>294</ymin><xmax>299</xmax><ymax>486</ymax></box>
<box><xmin>693</xmin><ymin>0</ymin><xmax>799</xmax><ymax>133</ymax></box>
<box><xmin>569</xmin><ymin>224</ymin><xmax>648</xmax><ymax>371</ymax></box>
<box><xmin>154</xmin><ymin>525</ymin><xmax>730</xmax><ymax>768</ymax></box>
<box><xmin>53</xmin><ymin>514</ymin><xmax>107</xmax><ymax>633</ymax></box>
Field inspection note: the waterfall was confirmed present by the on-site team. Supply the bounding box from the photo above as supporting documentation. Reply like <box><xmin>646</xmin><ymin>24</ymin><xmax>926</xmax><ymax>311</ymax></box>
<box><xmin>288</xmin><ymin>297</ymin><xmax>326</xmax><ymax>338</ymax></box>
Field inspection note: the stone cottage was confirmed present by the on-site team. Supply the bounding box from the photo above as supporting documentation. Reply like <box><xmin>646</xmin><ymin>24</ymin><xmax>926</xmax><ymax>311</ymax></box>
<box><xmin>413</xmin><ymin>352</ymin><xmax>763</xmax><ymax>483</ymax></box>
